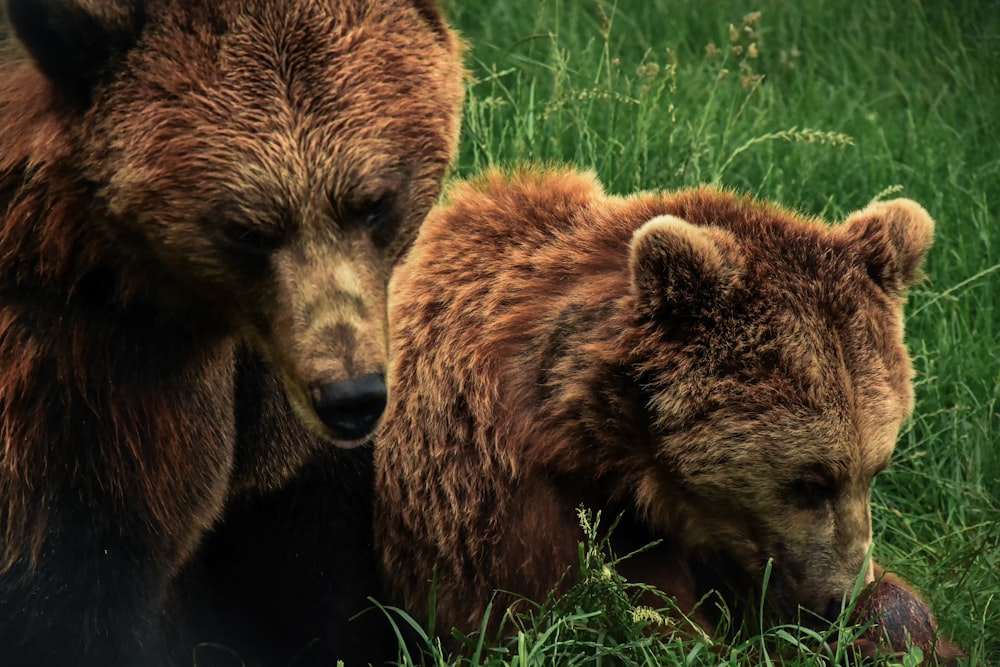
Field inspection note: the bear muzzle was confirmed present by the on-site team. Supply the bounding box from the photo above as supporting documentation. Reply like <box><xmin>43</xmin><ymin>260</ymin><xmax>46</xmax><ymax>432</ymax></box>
<box><xmin>309</xmin><ymin>372</ymin><xmax>387</xmax><ymax>441</ymax></box>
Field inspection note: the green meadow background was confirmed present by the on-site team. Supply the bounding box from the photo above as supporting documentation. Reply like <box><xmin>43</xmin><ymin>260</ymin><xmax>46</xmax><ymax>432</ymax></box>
<box><xmin>384</xmin><ymin>0</ymin><xmax>999</xmax><ymax>664</ymax></box>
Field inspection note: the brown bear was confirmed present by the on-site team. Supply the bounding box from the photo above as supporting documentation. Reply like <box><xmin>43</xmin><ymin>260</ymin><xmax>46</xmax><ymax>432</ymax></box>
<box><xmin>375</xmin><ymin>167</ymin><xmax>958</xmax><ymax>660</ymax></box>
<box><xmin>0</xmin><ymin>0</ymin><xmax>462</xmax><ymax>665</ymax></box>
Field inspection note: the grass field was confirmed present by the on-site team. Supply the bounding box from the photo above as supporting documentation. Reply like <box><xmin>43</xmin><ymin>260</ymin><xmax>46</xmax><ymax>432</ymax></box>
<box><xmin>379</xmin><ymin>0</ymin><xmax>1000</xmax><ymax>664</ymax></box>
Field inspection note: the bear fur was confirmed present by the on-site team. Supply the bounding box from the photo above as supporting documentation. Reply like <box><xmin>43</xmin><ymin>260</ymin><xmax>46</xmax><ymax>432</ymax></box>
<box><xmin>375</xmin><ymin>168</ymin><xmax>952</xmax><ymax>655</ymax></box>
<box><xmin>0</xmin><ymin>0</ymin><xmax>463</xmax><ymax>664</ymax></box>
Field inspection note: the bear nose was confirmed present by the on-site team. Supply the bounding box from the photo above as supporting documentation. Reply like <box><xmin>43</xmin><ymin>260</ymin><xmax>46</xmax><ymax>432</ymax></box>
<box><xmin>310</xmin><ymin>372</ymin><xmax>387</xmax><ymax>441</ymax></box>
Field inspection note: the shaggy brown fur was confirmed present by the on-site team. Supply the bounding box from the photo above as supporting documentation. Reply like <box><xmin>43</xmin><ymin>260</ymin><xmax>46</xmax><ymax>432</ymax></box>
<box><xmin>0</xmin><ymin>1</ymin><xmax>462</xmax><ymax>664</ymax></box>
<box><xmin>375</xmin><ymin>168</ymin><xmax>955</xmax><ymax>659</ymax></box>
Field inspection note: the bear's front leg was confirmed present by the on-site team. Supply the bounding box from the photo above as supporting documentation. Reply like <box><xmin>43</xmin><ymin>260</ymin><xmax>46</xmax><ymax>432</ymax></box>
<box><xmin>0</xmin><ymin>518</ymin><xmax>175</xmax><ymax>667</ymax></box>
<box><xmin>0</xmin><ymin>337</ymin><xmax>237</xmax><ymax>667</ymax></box>
<box><xmin>0</xmin><ymin>443</ymin><xmax>233</xmax><ymax>667</ymax></box>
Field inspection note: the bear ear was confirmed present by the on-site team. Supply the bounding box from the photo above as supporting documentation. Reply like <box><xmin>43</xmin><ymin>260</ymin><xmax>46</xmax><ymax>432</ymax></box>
<box><xmin>837</xmin><ymin>199</ymin><xmax>935</xmax><ymax>296</ymax></box>
<box><xmin>629</xmin><ymin>214</ymin><xmax>742</xmax><ymax>321</ymax></box>
<box><xmin>7</xmin><ymin>0</ymin><xmax>146</xmax><ymax>106</ymax></box>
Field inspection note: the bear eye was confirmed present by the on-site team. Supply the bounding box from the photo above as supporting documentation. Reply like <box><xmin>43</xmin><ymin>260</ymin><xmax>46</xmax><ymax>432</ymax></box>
<box><xmin>352</xmin><ymin>193</ymin><xmax>396</xmax><ymax>230</ymax></box>
<box><xmin>215</xmin><ymin>222</ymin><xmax>285</xmax><ymax>271</ymax></box>
<box><xmin>219</xmin><ymin>222</ymin><xmax>285</xmax><ymax>257</ymax></box>
<box><xmin>204</xmin><ymin>200</ymin><xmax>286</xmax><ymax>263</ymax></box>
<box><xmin>786</xmin><ymin>469</ymin><xmax>839</xmax><ymax>511</ymax></box>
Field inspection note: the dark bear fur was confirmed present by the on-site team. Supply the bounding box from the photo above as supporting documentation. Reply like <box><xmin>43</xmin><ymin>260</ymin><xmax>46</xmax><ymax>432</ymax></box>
<box><xmin>0</xmin><ymin>0</ymin><xmax>463</xmax><ymax>664</ymax></box>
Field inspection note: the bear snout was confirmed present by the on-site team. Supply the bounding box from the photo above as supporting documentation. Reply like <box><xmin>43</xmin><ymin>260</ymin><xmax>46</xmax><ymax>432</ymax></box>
<box><xmin>309</xmin><ymin>372</ymin><xmax>387</xmax><ymax>442</ymax></box>
<box><xmin>798</xmin><ymin>584</ymin><xmax>857</xmax><ymax>626</ymax></box>
<box><xmin>821</xmin><ymin>595</ymin><xmax>845</xmax><ymax>623</ymax></box>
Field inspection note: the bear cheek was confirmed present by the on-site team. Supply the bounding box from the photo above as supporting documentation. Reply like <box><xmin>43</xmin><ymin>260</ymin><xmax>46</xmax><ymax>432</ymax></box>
<box><xmin>635</xmin><ymin>469</ymin><xmax>741</xmax><ymax>550</ymax></box>
<box><xmin>182</xmin><ymin>243</ymin><xmax>280</xmax><ymax>316</ymax></box>
<box><xmin>114</xmin><ymin>211</ymin><xmax>264</xmax><ymax>311</ymax></box>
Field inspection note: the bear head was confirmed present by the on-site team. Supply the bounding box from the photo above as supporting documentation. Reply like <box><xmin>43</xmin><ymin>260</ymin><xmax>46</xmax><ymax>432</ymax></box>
<box><xmin>5</xmin><ymin>0</ymin><xmax>465</xmax><ymax>445</ymax></box>
<box><xmin>626</xmin><ymin>195</ymin><xmax>934</xmax><ymax>622</ymax></box>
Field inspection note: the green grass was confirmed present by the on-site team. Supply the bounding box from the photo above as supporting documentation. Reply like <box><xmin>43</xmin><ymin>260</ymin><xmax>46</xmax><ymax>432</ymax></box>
<box><xmin>381</xmin><ymin>0</ymin><xmax>1000</xmax><ymax>664</ymax></box>
<box><xmin>379</xmin><ymin>511</ymin><xmax>937</xmax><ymax>666</ymax></box>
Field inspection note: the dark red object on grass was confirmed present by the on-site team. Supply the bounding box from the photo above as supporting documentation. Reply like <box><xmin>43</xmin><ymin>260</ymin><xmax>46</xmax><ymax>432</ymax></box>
<box><xmin>851</xmin><ymin>576</ymin><xmax>964</xmax><ymax>665</ymax></box>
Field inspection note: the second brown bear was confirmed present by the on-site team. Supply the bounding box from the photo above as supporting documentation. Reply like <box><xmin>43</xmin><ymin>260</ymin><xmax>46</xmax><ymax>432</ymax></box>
<box><xmin>376</xmin><ymin>167</ymin><xmax>955</xmax><ymax>659</ymax></box>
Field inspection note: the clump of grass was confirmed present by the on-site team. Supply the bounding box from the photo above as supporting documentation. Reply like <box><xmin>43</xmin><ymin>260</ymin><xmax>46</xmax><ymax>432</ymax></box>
<box><xmin>485</xmin><ymin>508</ymin><xmax>709</xmax><ymax>665</ymax></box>
<box><xmin>379</xmin><ymin>509</ymin><xmax>937</xmax><ymax>667</ymax></box>
<box><xmin>703</xmin><ymin>10</ymin><xmax>765</xmax><ymax>88</ymax></box>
